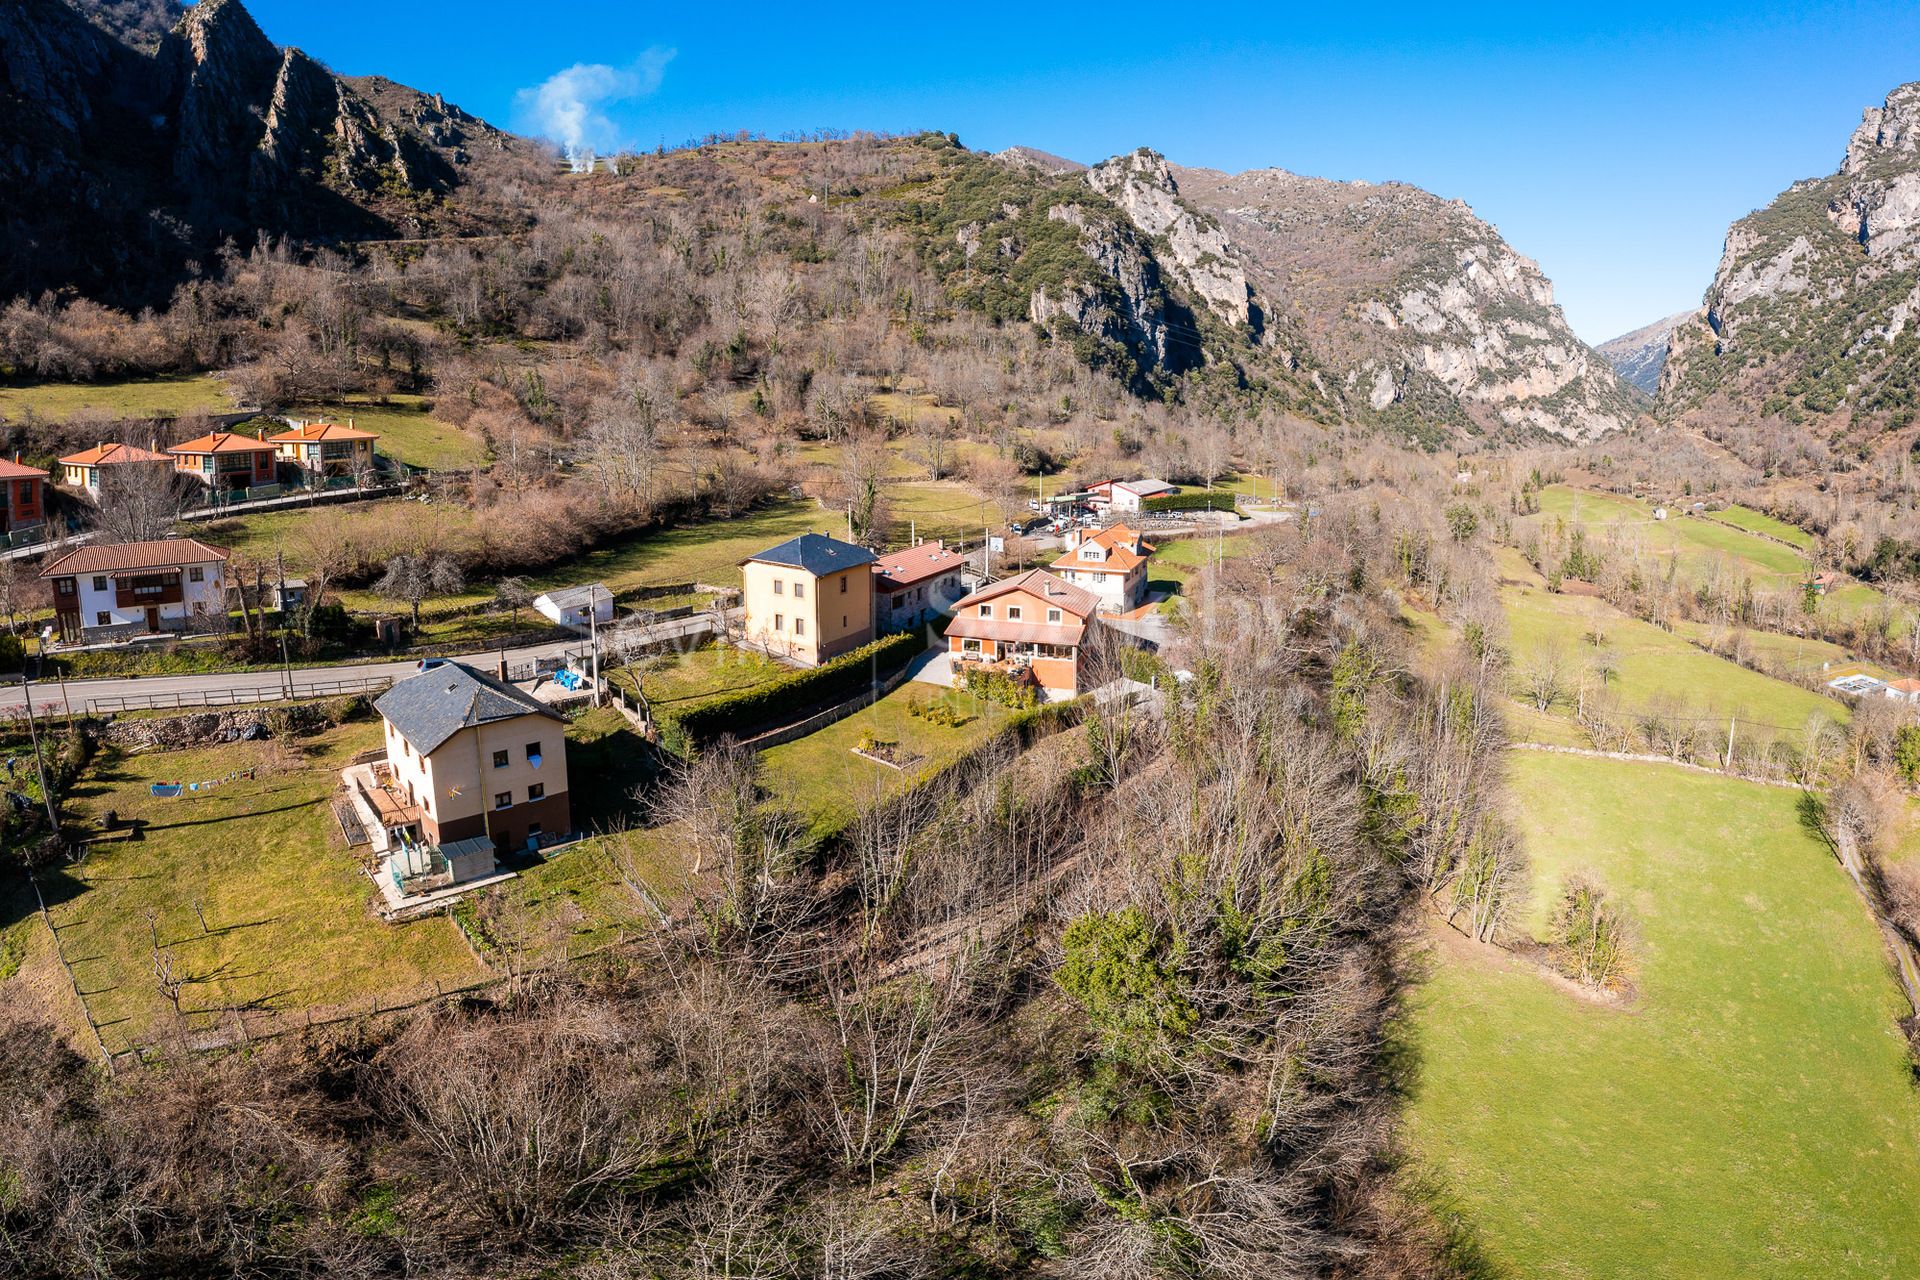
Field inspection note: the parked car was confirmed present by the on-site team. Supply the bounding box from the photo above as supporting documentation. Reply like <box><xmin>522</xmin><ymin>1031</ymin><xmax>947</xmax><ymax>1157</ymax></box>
<box><xmin>417</xmin><ymin>657</ymin><xmax>452</xmax><ymax>671</ymax></box>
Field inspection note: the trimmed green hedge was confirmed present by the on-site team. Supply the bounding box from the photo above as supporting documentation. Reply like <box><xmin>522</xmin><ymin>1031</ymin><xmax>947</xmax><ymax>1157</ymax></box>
<box><xmin>1142</xmin><ymin>490</ymin><xmax>1237</xmax><ymax>514</ymax></box>
<box><xmin>659</xmin><ymin>632</ymin><xmax>923</xmax><ymax>756</ymax></box>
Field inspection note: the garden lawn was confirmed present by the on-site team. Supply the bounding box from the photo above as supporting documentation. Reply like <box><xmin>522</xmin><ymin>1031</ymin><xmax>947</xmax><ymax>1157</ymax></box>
<box><xmin>47</xmin><ymin>723</ymin><xmax>485</xmax><ymax>1052</ymax></box>
<box><xmin>1402</xmin><ymin>751</ymin><xmax>1920</xmax><ymax>1278</ymax></box>
<box><xmin>0</xmin><ymin>375</ymin><xmax>233</xmax><ymax>423</ymax></box>
<box><xmin>292</xmin><ymin>395</ymin><xmax>487</xmax><ymax>471</ymax></box>
<box><xmin>617</xmin><ymin>645</ymin><xmax>790</xmax><ymax>709</ymax></box>
<box><xmin>759</xmin><ymin>683</ymin><xmax>1008</xmax><ymax>833</ymax></box>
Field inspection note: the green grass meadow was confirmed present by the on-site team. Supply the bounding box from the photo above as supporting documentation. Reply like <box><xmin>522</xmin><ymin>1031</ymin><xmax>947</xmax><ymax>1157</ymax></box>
<box><xmin>0</xmin><ymin>374</ymin><xmax>235</xmax><ymax>423</ymax></box>
<box><xmin>1403</xmin><ymin>751</ymin><xmax>1920</xmax><ymax>1278</ymax></box>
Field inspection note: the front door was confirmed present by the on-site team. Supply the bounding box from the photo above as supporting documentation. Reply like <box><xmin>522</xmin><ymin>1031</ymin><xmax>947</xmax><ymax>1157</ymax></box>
<box><xmin>144</xmin><ymin>607</ymin><xmax>159</xmax><ymax>633</ymax></box>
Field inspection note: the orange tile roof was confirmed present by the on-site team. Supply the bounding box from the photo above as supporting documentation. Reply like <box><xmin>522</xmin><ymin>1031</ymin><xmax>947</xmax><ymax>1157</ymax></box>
<box><xmin>0</xmin><ymin>459</ymin><xmax>45</xmax><ymax>480</ymax></box>
<box><xmin>1052</xmin><ymin>523</ymin><xmax>1152</xmax><ymax>574</ymax></box>
<box><xmin>40</xmin><ymin>538</ymin><xmax>230</xmax><ymax>578</ymax></box>
<box><xmin>58</xmin><ymin>442</ymin><xmax>168</xmax><ymax>467</ymax></box>
<box><xmin>168</xmin><ymin>431</ymin><xmax>278</xmax><ymax>456</ymax></box>
<box><xmin>267</xmin><ymin>421</ymin><xmax>379</xmax><ymax>443</ymax></box>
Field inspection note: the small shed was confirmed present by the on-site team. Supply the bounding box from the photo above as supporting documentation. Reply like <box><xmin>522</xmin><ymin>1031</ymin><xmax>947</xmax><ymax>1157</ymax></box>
<box><xmin>535</xmin><ymin>584</ymin><xmax>615</xmax><ymax>628</ymax></box>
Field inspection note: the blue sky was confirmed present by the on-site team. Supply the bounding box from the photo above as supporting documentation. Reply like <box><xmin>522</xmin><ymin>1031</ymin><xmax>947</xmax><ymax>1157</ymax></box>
<box><xmin>237</xmin><ymin>0</ymin><xmax>1920</xmax><ymax>343</ymax></box>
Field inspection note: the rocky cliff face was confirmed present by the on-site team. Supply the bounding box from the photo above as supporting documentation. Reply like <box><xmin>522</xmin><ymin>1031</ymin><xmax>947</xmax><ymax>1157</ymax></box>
<box><xmin>1659</xmin><ymin>81</ymin><xmax>1920</xmax><ymax>434</ymax></box>
<box><xmin>975</xmin><ymin>146</ymin><xmax>1636</xmax><ymax>442</ymax></box>
<box><xmin>1597</xmin><ymin>310</ymin><xmax>1694</xmax><ymax>395</ymax></box>
<box><xmin>0</xmin><ymin>0</ymin><xmax>533</xmax><ymax>305</ymax></box>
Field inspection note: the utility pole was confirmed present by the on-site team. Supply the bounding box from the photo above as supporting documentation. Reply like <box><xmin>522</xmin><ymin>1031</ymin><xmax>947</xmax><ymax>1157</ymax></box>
<box><xmin>19</xmin><ymin>666</ymin><xmax>57</xmax><ymax>831</ymax></box>
<box><xmin>589</xmin><ymin>591</ymin><xmax>603</xmax><ymax>708</ymax></box>
<box><xmin>1725</xmin><ymin>715</ymin><xmax>1737</xmax><ymax>770</ymax></box>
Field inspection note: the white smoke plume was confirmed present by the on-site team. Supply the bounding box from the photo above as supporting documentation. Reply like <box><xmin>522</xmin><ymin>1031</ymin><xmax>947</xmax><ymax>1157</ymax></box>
<box><xmin>514</xmin><ymin>48</ymin><xmax>673</xmax><ymax>172</ymax></box>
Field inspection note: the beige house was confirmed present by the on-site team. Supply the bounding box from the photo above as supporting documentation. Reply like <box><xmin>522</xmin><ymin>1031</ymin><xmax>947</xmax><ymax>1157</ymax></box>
<box><xmin>740</xmin><ymin>533</ymin><xmax>876</xmax><ymax>665</ymax></box>
<box><xmin>371</xmin><ymin>662</ymin><xmax>571</xmax><ymax>856</ymax></box>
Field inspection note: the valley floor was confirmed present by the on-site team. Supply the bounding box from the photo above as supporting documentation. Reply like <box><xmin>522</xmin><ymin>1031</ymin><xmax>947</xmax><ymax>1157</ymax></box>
<box><xmin>1400</xmin><ymin>743</ymin><xmax>1920</xmax><ymax>1277</ymax></box>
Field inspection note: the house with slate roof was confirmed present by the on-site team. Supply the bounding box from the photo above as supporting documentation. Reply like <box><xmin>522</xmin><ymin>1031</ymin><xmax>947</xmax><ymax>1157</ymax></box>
<box><xmin>371</xmin><ymin>661</ymin><xmax>571</xmax><ymax>855</ymax></box>
<box><xmin>740</xmin><ymin>532</ymin><xmax>877</xmax><ymax>665</ymax></box>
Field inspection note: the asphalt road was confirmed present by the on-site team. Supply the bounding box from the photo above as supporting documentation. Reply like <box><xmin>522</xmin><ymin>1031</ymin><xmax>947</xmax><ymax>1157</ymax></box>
<box><xmin>0</xmin><ymin>616</ymin><xmax>714</xmax><ymax>715</ymax></box>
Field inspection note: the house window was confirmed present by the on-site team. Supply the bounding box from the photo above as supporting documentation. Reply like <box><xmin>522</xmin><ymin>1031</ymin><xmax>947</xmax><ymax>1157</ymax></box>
<box><xmin>55</xmin><ymin>579</ymin><xmax>73</xmax><ymax>596</ymax></box>
<box><xmin>772</xmin><ymin>580</ymin><xmax>784</xmax><ymax>595</ymax></box>
<box><xmin>962</xmin><ymin>638</ymin><xmax>982</xmax><ymax>653</ymax></box>
<box><xmin>774</xmin><ymin>613</ymin><xmax>784</xmax><ymax>631</ymax></box>
<box><xmin>527</xmin><ymin>822</ymin><xmax>542</xmax><ymax>839</ymax></box>
<box><xmin>1048</xmin><ymin>608</ymin><xmax>1062</xmax><ymax>623</ymax></box>
<box><xmin>1081</xmin><ymin>547</ymin><xmax>1098</xmax><ymax>559</ymax></box>
<box><xmin>95</xmin><ymin>612</ymin><xmax>110</xmax><ymax>627</ymax></box>
<box><xmin>840</xmin><ymin>574</ymin><xmax>848</xmax><ymax>593</ymax></box>
<box><xmin>92</xmin><ymin>576</ymin><xmax>107</xmax><ymax>591</ymax></box>
<box><xmin>526</xmin><ymin>742</ymin><xmax>542</xmax><ymax>763</ymax></box>
<box><xmin>527</xmin><ymin>783</ymin><xmax>545</xmax><ymax>801</ymax></box>
<box><xmin>494</xmin><ymin>791</ymin><xmax>512</xmax><ymax>810</ymax></box>
<box><xmin>188</xmin><ymin>566</ymin><xmax>204</xmax><ymax>583</ymax></box>
<box><xmin>793</xmin><ymin>580</ymin><xmax>806</xmax><ymax>599</ymax></box>
<box><xmin>492</xmin><ymin>749</ymin><xmax>509</xmax><ymax>768</ymax></box>
<box><xmin>795</xmin><ymin>617</ymin><xmax>806</xmax><ymax>637</ymax></box>
<box><xmin>978</xmin><ymin>604</ymin><xmax>992</xmax><ymax>617</ymax></box>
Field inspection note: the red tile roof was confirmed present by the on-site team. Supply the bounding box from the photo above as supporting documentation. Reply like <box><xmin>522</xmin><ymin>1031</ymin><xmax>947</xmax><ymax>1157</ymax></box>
<box><xmin>168</xmin><ymin>431</ymin><xmax>277</xmax><ymax>456</ymax></box>
<box><xmin>0</xmin><ymin>459</ymin><xmax>45</xmax><ymax>480</ymax></box>
<box><xmin>873</xmin><ymin>542</ymin><xmax>965</xmax><ymax>592</ymax></box>
<box><xmin>268</xmin><ymin>422</ymin><xmax>379</xmax><ymax>443</ymax></box>
<box><xmin>58</xmin><ymin>442</ymin><xmax>168</xmax><ymax>467</ymax></box>
<box><xmin>40</xmin><ymin>538</ymin><xmax>230</xmax><ymax>578</ymax></box>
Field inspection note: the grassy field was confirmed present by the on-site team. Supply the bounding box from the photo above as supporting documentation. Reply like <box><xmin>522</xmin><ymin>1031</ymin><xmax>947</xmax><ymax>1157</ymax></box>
<box><xmin>1710</xmin><ymin>503</ymin><xmax>1817</xmax><ymax>550</ymax></box>
<box><xmin>1498</xmin><ymin>549</ymin><xmax>1844</xmax><ymax>741</ymax></box>
<box><xmin>1536</xmin><ymin>486</ymin><xmax>1814</xmax><ymax>588</ymax></box>
<box><xmin>1402</xmin><ymin>751</ymin><xmax>1920</xmax><ymax>1278</ymax></box>
<box><xmin>42</xmin><ymin>723</ymin><xmax>485</xmax><ymax>1052</ymax></box>
<box><xmin>291</xmin><ymin>395</ymin><xmax>486</xmax><ymax>471</ymax></box>
<box><xmin>759</xmin><ymin>682</ymin><xmax>1008</xmax><ymax>832</ymax></box>
<box><xmin>545</xmin><ymin>499</ymin><xmax>826</xmax><ymax>595</ymax></box>
<box><xmin>0</xmin><ymin>374</ymin><xmax>234</xmax><ymax>423</ymax></box>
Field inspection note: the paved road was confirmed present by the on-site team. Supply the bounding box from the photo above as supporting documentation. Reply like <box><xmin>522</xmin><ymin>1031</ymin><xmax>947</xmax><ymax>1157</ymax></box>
<box><xmin>0</xmin><ymin>615</ymin><xmax>713</xmax><ymax>715</ymax></box>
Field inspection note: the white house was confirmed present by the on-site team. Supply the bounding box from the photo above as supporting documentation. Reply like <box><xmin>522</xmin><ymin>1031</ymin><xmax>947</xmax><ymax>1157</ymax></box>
<box><xmin>1050</xmin><ymin>523</ymin><xmax>1152</xmax><ymax>613</ymax></box>
<box><xmin>1108</xmin><ymin>478</ymin><xmax>1177</xmax><ymax>513</ymax></box>
<box><xmin>41</xmin><ymin>538</ymin><xmax>230</xmax><ymax>643</ymax></box>
<box><xmin>534</xmin><ymin>584</ymin><xmax>615</xmax><ymax>629</ymax></box>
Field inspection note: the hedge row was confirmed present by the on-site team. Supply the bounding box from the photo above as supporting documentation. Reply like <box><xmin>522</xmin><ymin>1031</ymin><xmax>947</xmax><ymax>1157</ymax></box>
<box><xmin>659</xmin><ymin>632</ymin><xmax>924</xmax><ymax>756</ymax></box>
<box><xmin>1142</xmin><ymin>490</ymin><xmax>1238</xmax><ymax>514</ymax></box>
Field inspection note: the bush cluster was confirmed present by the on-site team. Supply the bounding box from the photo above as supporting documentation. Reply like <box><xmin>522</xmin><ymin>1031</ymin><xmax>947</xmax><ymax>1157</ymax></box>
<box><xmin>1140</xmin><ymin>490</ymin><xmax>1236</xmax><ymax>513</ymax></box>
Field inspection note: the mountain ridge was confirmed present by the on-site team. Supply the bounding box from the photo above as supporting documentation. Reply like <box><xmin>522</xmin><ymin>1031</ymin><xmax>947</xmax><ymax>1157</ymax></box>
<box><xmin>0</xmin><ymin>0</ymin><xmax>538</xmax><ymax>306</ymax></box>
